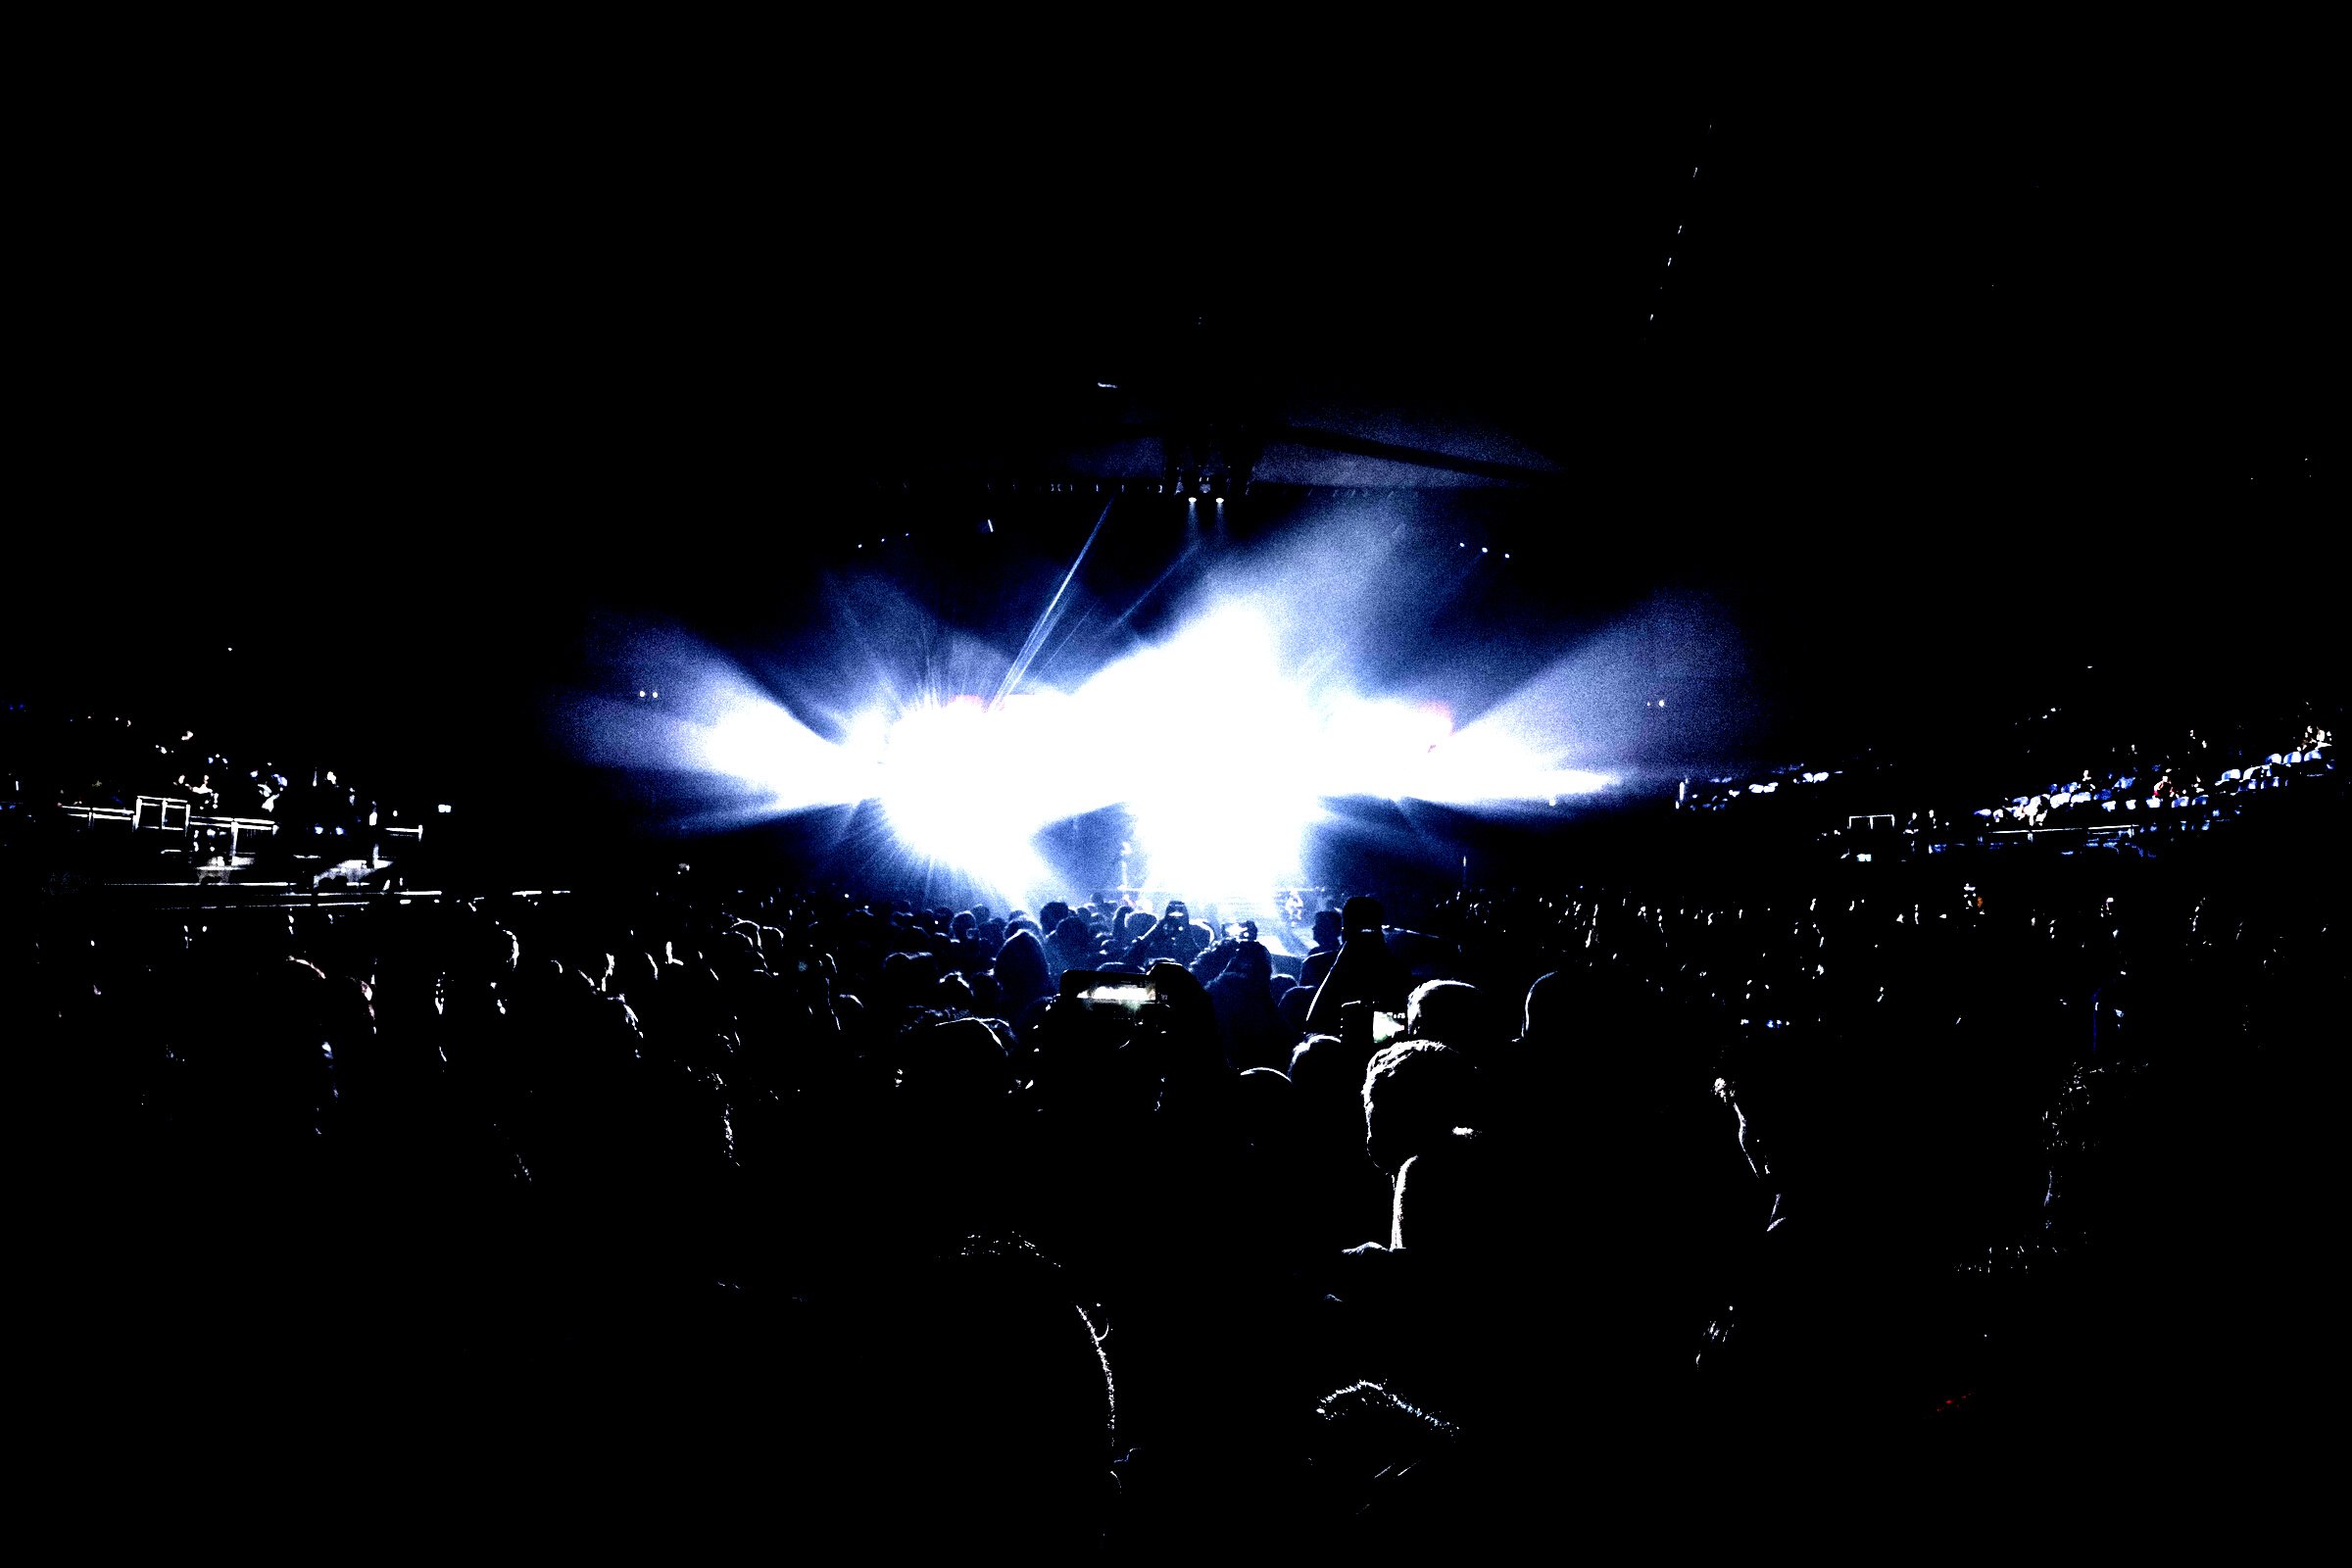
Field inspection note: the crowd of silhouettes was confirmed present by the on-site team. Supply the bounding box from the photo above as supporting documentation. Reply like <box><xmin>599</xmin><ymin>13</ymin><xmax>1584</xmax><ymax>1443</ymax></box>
<box><xmin>18</xmin><ymin>840</ymin><xmax>2337</xmax><ymax>1550</ymax></box>
<box><xmin>3</xmin><ymin>698</ymin><xmax>410</xmax><ymax>836</ymax></box>
<box><xmin>1680</xmin><ymin>706</ymin><xmax>2335</xmax><ymax>841</ymax></box>
<box><xmin>1982</xmin><ymin>723</ymin><xmax>2331</xmax><ymax>828</ymax></box>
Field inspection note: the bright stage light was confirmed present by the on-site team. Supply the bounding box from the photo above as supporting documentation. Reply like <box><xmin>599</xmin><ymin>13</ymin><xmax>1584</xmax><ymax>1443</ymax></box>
<box><xmin>581</xmin><ymin>576</ymin><xmax>1641</xmax><ymax>906</ymax></box>
<box><xmin>1127</xmin><ymin>790</ymin><xmax>1323</xmax><ymax>901</ymax></box>
<box><xmin>1404</xmin><ymin>724</ymin><xmax>1614</xmax><ymax>808</ymax></box>
<box><xmin>854</xmin><ymin>692</ymin><xmax>1108</xmax><ymax>908</ymax></box>
<box><xmin>1055</xmin><ymin>597</ymin><xmax>1620</xmax><ymax>892</ymax></box>
<box><xmin>1072</xmin><ymin>602</ymin><xmax>1326</xmax><ymax>898</ymax></box>
<box><xmin>870</xmin><ymin>698</ymin><xmax>1035</xmax><ymax>860</ymax></box>
<box><xmin>695</xmin><ymin>691</ymin><xmax>861</xmax><ymax>813</ymax></box>
<box><xmin>1322</xmin><ymin>696</ymin><xmax>1455</xmax><ymax>799</ymax></box>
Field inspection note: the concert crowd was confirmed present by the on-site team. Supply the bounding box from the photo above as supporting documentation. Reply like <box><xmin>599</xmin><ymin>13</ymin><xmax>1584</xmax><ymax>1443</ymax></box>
<box><xmin>21</xmin><ymin>807</ymin><xmax>2335</xmax><ymax>1552</ymax></box>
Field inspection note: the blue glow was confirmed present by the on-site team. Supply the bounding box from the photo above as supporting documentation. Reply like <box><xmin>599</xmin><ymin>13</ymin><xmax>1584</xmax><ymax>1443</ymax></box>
<box><xmin>566</xmin><ymin>556</ymin><xmax>1672</xmax><ymax>901</ymax></box>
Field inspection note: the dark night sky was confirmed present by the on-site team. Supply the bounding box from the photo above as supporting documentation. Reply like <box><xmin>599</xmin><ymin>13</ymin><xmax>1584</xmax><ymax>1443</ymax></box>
<box><xmin>11</xmin><ymin>79</ymin><xmax>2330</xmax><ymax>808</ymax></box>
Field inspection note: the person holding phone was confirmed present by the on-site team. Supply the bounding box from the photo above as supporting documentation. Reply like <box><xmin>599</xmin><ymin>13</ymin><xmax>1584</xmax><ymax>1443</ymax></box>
<box><xmin>1130</xmin><ymin>900</ymin><xmax>1210</xmax><ymax>963</ymax></box>
<box><xmin>1302</xmin><ymin>895</ymin><xmax>1411</xmax><ymax>1036</ymax></box>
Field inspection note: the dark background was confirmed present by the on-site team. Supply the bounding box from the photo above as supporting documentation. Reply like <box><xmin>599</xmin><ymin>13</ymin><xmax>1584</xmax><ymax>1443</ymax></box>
<box><xmin>11</xmin><ymin>73</ymin><xmax>2330</xmax><ymax>835</ymax></box>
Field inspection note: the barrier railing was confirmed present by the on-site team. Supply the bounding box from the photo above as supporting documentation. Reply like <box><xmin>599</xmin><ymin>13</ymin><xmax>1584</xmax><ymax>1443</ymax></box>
<box><xmin>59</xmin><ymin>804</ymin><xmax>283</xmax><ymax>858</ymax></box>
<box><xmin>55</xmin><ymin>804</ymin><xmax>137</xmax><ymax>826</ymax></box>
<box><xmin>133</xmin><ymin>796</ymin><xmax>192</xmax><ymax>831</ymax></box>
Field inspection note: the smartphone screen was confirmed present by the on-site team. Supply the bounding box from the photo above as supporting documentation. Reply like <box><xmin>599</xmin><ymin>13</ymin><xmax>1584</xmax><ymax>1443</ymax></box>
<box><xmin>1060</xmin><ymin>968</ymin><xmax>1160</xmax><ymax>1013</ymax></box>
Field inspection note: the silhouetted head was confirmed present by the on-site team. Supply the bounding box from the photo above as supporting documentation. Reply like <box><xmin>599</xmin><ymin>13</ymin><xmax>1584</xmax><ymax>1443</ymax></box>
<box><xmin>1308</xmin><ymin>1380</ymin><xmax>1464</xmax><ymax>1548</ymax></box>
<box><xmin>899</xmin><ymin>1015</ymin><xmax>1013</xmax><ymax>1106</ymax></box>
<box><xmin>996</xmin><ymin>928</ymin><xmax>1052</xmax><ymax>1009</ymax></box>
<box><xmin>1234</xmin><ymin>1065</ymin><xmax>1295</xmax><ymax>1148</ymax></box>
<box><xmin>1343</xmin><ymin>895</ymin><xmax>1384</xmax><ymax>942</ymax></box>
<box><xmin>880</xmin><ymin>950</ymin><xmax>940</xmax><ymax>1008</ymax></box>
<box><xmin>1278</xmin><ymin>984</ymin><xmax>1315</xmax><ymax>1039</ymax></box>
<box><xmin>1391</xmin><ymin>1144</ymin><xmax>1493</xmax><ymax>1257</ymax></box>
<box><xmin>819</xmin><ymin>1237</ymin><xmax>1117</xmax><ymax>1553</ymax></box>
<box><xmin>933</xmin><ymin>971</ymin><xmax>977</xmax><ymax>1012</ymax></box>
<box><xmin>1227</xmin><ymin>939</ymin><xmax>1274</xmax><ymax>990</ymax></box>
<box><xmin>1522</xmin><ymin>970</ymin><xmax>1563</xmax><ymax>1042</ymax></box>
<box><xmin>1313</xmin><ymin>909</ymin><xmax>1345</xmax><ymax>951</ymax></box>
<box><xmin>1361</xmin><ymin>1041</ymin><xmax>1479</xmax><ymax>1178</ymax></box>
<box><xmin>1405</xmin><ymin>980</ymin><xmax>1495</xmax><ymax>1054</ymax></box>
